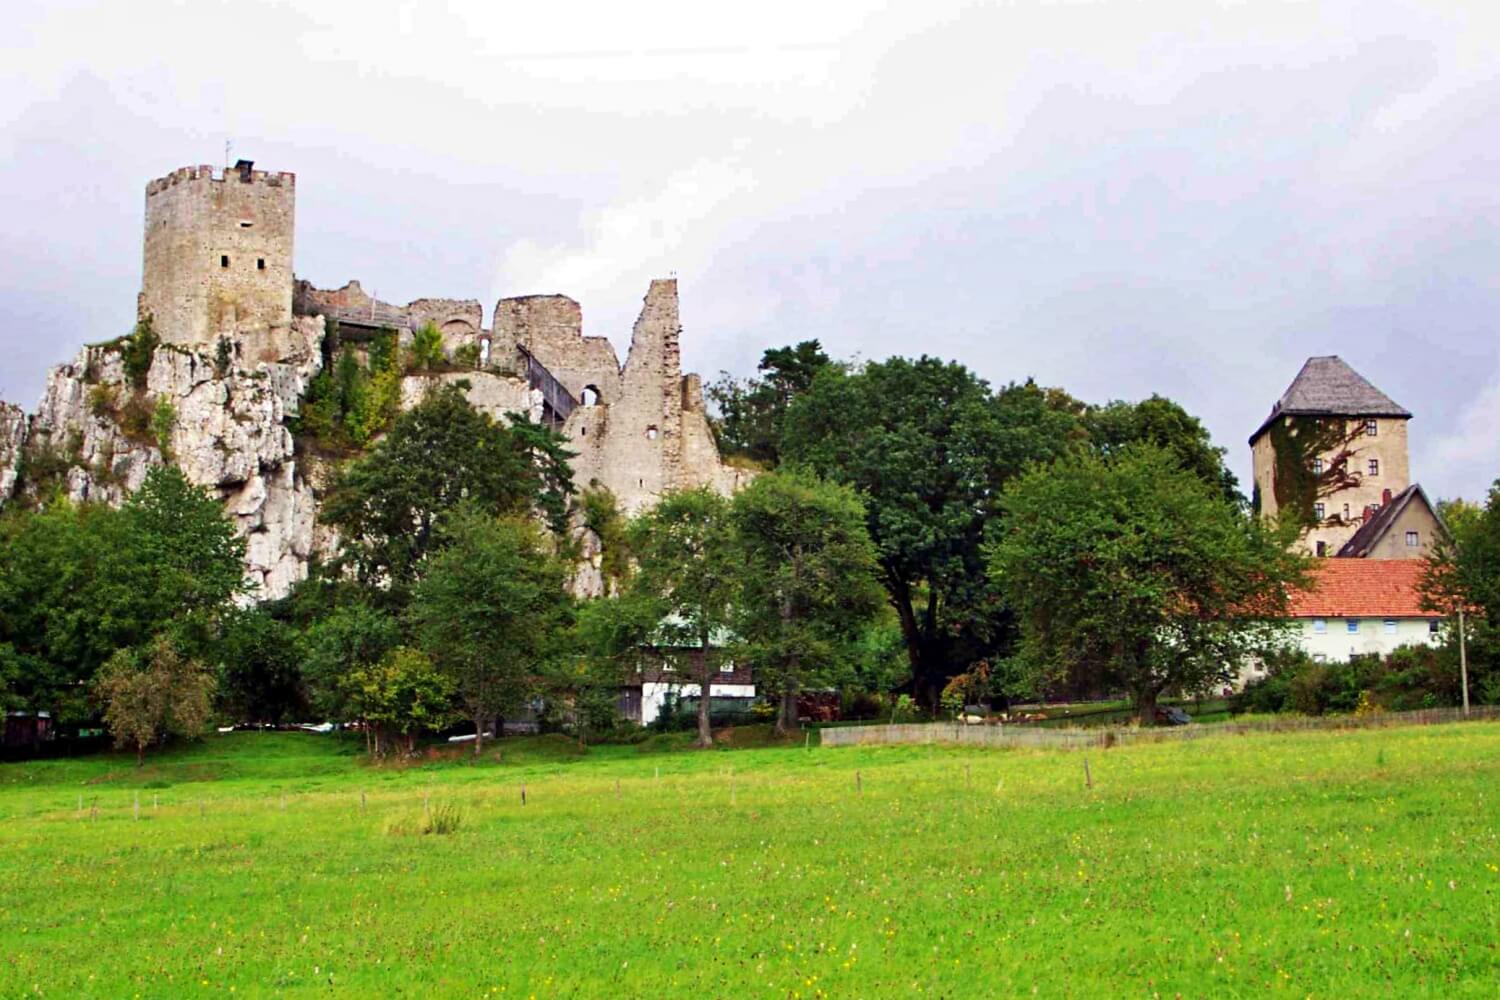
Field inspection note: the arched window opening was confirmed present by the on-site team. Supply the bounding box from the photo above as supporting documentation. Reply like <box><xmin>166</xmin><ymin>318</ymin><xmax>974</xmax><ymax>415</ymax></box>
<box><xmin>580</xmin><ymin>385</ymin><xmax>602</xmax><ymax>406</ymax></box>
<box><xmin>645</xmin><ymin>425</ymin><xmax>659</xmax><ymax>441</ymax></box>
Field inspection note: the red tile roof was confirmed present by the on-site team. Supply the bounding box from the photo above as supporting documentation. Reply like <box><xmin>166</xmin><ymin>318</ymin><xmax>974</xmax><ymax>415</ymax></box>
<box><xmin>1286</xmin><ymin>559</ymin><xmax>1439</xmax><ymax>619</ymax></box>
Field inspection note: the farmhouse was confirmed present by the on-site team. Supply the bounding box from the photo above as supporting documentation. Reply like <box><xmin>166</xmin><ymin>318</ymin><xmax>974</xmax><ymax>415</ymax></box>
<box><xmin>1283</xmin><ymin>559</ymin><xmax>1441</xmax><ymax>663</ymax></box>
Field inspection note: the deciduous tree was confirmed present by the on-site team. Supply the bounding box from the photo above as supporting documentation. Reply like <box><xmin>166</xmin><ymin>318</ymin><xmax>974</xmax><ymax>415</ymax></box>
<box><xmin>990</xmin><ymin>444</ymin><xmax>1306</xmax><ymax>724</ymax></box>
<box><xmin>94</xmin><ymin>636</ymin><xmax>216</xmax><ymax>765</ymax></box>
<box><xmin>730</xmin><ymin>469</ymin><xmax>883</xmax><ymax>734</ymax></box>
<box><xmin>409</xmin><ymin>508</ymin><xmax>572</xmax><ymax>756</ymax></box>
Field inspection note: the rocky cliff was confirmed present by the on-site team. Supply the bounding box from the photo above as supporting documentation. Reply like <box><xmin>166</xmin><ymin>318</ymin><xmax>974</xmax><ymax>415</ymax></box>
<box><xmin>4</xmin><ymin>319</ymin><xmax>328</xmax><ymax>599</ymax></box>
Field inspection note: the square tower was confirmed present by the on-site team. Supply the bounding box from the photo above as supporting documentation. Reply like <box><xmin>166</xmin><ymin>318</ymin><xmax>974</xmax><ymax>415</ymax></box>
<box><xmin>139</xmin><ymin>160</ymin><xmax>295</xmax><ymax>347</ymax></box>
<box><xmin>1249</xmin><ymin>355</ymin><xmax>1413</xmax><ymax>557</ymax></box>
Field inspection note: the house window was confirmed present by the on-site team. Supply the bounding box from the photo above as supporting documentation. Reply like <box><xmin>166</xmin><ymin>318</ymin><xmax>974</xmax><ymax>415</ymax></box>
<box><xmin>1405</xmin><ymin>530</ymin><xmax>1419</xmax><ymax>547</ymax></box>
<box><xmin>1365</xmin><ymin>420</ymin><xmax>1378</xmax><ymax>436</ymax></box>
<box><xmin>1312</xmin><ymin>619</ymin><xmax>1327</xmax><ymax>634</ymax></box>
<box><xmin>257</xmin><ymin>258</ymin><xmax>265</xmax><ymax>270</ymax></box>
<box><xmin>1347</xmin><ymin>619</ymin><xmax>1360</xmax><ymax>634</ymax></box>
<box><xmin>220</xmin><ymin>255</ymin><xmax>229</xmax><ymax>268</ymax></box>
<box><xmin>720</xmin><ymin>663</ymin><xmax>734</xmax><ymax>674</ymax></box>
<box><xmin>1383</xmin><ymin>619</ymin><xmax>1397</xmax><ymax>635</ymax></box>
<box><xmin>1368</xmin><ymin>459</ymin><xmax>1380</xmax><ymax>476</ymax></box>
<box><xmin>1312</xmin><ymin>457</ymin><xmax>1324</xmax><ymax>475</ymax></box>
<box><xmin>1313</xmin><ymin>654</ymin><xmax>1328</xmax><ymax>664</ymax></box>
<box><xmin>1429</xmin><ymin>620</ymin><xmax>1440</xmax><ymax>635</ymax></box>
<box><xmin>1313</xmin><ymin>503</ymin><xmax>1325</xmax><ymax>520</ymax></box>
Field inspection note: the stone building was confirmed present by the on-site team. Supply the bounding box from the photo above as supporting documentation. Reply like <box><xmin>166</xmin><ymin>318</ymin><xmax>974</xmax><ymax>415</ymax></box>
<box><xmin>139</xmin><ymin>160</ymin><xmax>296</xmax><ymax>348</ymax></box>
<box><xmin>1250</xmin><ymin>355</ymin><xmax>1442</xmax><ymax>558</ymax></box>
<box><xmin>0</xmin><ymin>160</ymin><xmax>749</xmax><ymax>599</ymax></box>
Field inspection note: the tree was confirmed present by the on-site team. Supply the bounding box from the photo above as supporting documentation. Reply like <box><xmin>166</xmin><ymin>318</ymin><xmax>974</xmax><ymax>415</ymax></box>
<box><xmin>730</xmin><ymin>469</ymin><xmax>883</xmax><ymax>734</ymax></box>
<box><xmin>343</xmin><ymin>647</ymin><xmax>455</xmax><ymax>757</ymax></box>
<box><xmin>545</xmin><ymin>601</ymin><xmax>629</xmax><ymax>746</ymax></box>
<box><xmin>707</xmin><ymin>340</ymin><xmax>832</xmax><ymax>465</ymax></box>
<box><xmin>0</xmin><ymin>466</ymin><xmax>244</xmax><ymax>720</ymax></box>
<box><xmin>782</xmin><ymin>358</ymin><xmax>1083</xmax><ymax>708</ymax></box>
<box><xmin>989</xmin><ymin>444</ymin><xmax>1307</xmax><ymax>724</ymax></box>
<box><xmin>504</xmin><ymin>410</ymin><xmax>578</xmax><ymax>538</ymax></box>
<box><xmin>619</xmin><ymin>488</ymin><xmax>739</xmax><ymax>747</ymax></box>
<box><xmin>1422</xmin><ymin>485</ymin><xmax>1500</xmax><ymax>703</ymax></box>
<box><xmin>94</xmin><ymin>636</ymin><xmax>216</xmax><ymax>765</ymax></box>
<box><xmin>1083</xmin><ymin>394</ymin><xmax>1240</xmax><ymax>503</ymax></box>
<box><xmin>214</xmin><ymin>607</ymin><xmax>305</xmax><ymax>726</ymax></box>
<box><xmin>323</xmin><ymin>386</ymin><xmax>541</xmax><ymax>594</ymax></box>
<box><xmin>301</xmin><ymin>601</ymin><xmax>402</xmax><ymax>723</ymax></box>
<box><xmin>409</xmin><ymin>508</ymin><xmax>572</xmax><ymax>756</ymax></box>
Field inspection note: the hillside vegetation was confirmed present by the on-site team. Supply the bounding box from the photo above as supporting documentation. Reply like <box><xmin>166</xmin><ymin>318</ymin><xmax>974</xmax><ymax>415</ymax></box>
<box><xmin>2</xmin><ymin>724</ymin><xmax>1497</xmax><ymax>996</ymax></box>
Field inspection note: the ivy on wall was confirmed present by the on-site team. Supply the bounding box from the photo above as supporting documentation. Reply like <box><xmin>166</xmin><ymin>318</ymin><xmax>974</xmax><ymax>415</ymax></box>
<box><xmin>1268</xmin><ymin>416</ymin><xmax>1364</xmax><ymax>527</ymax></box>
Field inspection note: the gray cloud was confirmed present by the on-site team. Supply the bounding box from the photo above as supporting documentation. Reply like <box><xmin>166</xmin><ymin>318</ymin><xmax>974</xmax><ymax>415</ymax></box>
<box><xmin>2</xmin><ymin>0</ymin><xmax>1497</xmax><ymax>499</ymax></box>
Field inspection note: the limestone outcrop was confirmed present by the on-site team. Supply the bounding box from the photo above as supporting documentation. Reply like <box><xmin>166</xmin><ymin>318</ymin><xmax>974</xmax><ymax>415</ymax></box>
<box><xmin>0</xmin><ymin>403</ymin><xmax>25</xmax><ymax>501</ymax></box>
<box><xmin>9</xmin><ymin>315</ymin><xmax>327</xmax><ymax>599</ymax></box>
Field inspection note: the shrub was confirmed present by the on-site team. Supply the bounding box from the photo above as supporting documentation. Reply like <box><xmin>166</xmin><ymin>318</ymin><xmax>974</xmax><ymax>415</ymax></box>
<box><xmin>452</xmin><ymin>342</ymin><xmax>481</xmax><ymax>369</ymax></box>
<box><xmin>151</xmin><ymin>399</ymin><xmax>177</xmax><ymax>459</ymax></box>
<box><xmin>122</xmin><ymin>318</ymin><xmax>160</xmax><ymax>388</ymax></box>
<box><xmin>119</xmin><ymin>392</ymin><xmax>157</xmax><ymax>445</ymax></box>
<box><xmin>406</xmin><ymin>322</ymin><xmax>447</xmax><ymax>372</ymax></box>
<box><xmin>88</xmin><ymin>384</ymin><xmax>119</xmax><ymax>419</ymax></box>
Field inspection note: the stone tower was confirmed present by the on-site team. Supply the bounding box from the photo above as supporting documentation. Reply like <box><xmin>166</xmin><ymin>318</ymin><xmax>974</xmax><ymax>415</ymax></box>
<box><xmin>1250</xmin><ymin>355</ymin><xmax>1413</xmax><ymax>557</ymax></box>
<box><xmin>139</xmin><ymin>160</ymin><xmax>295</xmax><ymax>347</ymax></box>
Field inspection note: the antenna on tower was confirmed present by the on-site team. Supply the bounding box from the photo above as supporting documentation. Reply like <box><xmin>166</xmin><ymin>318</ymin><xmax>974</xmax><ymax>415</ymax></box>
<box><xmin>224</xmin><ymin>139</ymin><xmax>233</xmax><ymax>170</ymax></box>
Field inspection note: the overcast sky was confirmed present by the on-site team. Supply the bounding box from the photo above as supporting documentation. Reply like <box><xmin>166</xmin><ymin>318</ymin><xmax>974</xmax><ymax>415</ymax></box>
<box><xmin>3</xmin><ymin>1</ymin><xmax>1497</xmax><ymax>499</ymax></box>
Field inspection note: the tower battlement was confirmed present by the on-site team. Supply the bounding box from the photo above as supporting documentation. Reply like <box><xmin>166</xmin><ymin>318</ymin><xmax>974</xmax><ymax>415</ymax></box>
<box><xmin>145</xmin><ymin>163</ymin><xmax>296</xmax><ymax>196</ymax></box>
<box><xmin>140</xmin><ymin>159</ymin><xmax>296</xmax><ymax>346</ymax></box>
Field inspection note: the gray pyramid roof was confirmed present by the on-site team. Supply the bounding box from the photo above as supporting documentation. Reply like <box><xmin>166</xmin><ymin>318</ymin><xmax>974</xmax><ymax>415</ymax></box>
<box><xmin>1251</xmin><ymin>356</ymin><xmax>1411</xmax><ymax>443</ymax></box>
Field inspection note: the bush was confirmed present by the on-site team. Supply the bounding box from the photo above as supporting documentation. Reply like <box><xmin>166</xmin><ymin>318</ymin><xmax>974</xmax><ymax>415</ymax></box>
<box><xmin>406</xmin><ymin>322</ymin><xmax>447</xmax><ymax>372</ymax></box>
<box><xmin>452</xmin><ymin>342</ymin><xmax>481</xmax><ymax>369</ymax></box>
<box><xmin>88</xmin><ymin>384</ymin><xmax>119</xmax><ymax>419</ymax></box>
<box><xmin>841</xmin><ymin>689</ymin><xmax>884</xmax><ymax>721</ymax></box>
<box><xmin>122</xmin><ymin>318</ymin><xmax>160</xmax><ymax>388</ymax></box>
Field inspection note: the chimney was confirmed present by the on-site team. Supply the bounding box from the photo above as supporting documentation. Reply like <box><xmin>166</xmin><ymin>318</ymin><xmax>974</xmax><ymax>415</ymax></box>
<box><xmin>1363</xmin><ymin>505</ymin><xmax>1376</xmax><ymax>523</ymax></box>
<box><xmin>1382</xmin><ymin>488</ymin><xmax>1392</xmax><ymax>505</ymax></box>
<box><xmin>235</xmin><ymin>159</ymin><xmax>254</xmax><ymax>182</ymax></box>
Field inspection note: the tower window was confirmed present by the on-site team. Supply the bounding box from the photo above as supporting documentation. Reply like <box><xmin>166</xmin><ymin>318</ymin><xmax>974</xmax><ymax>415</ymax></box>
<box><xmin>239</xmin><ymin>221</ymin><xmax>253</xmax><ymax>228</ymax></box>
<box><xmin>220</xmin><ymin>255</ymin><xmax>229</xmax><ymax>268</ymax></box>
<box><xmin>1313</xmin><ymin>502</ymin><xmax>1325</xmax><ymax>520</ymax></box>
<box><xmin>1368</xmin><ymin>459</ymin><xmax>1380</xmax><ymax>476</ymax></box>
<box><xmin>1365</xmin><ymin>420</ymin><xmax>1378</xmax><ymax>436</ymax></box>
<box><xmin>257</xmin><ymin>258</ymin><xmax>265</xmax><ymax>270</ymax></box>
<box><xmin>1312</xmin><ymin>457</ymin><xmax>1324</xmax><ymax>475</ymax></box>
<box><xmin>645</xmin><ymin>425</ymin><xmax>659</xmax><ymax>441</ymax></box>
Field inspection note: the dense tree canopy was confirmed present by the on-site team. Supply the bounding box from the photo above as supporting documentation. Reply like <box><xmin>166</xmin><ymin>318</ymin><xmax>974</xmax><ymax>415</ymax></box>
<box><xmin>782</xmin><ymin>358</ymin><xmax>1084</xmax><ymax>708</ymax></box>
<box><xmin>1083</xmin><ymin>394</ymin><xmax>1240</xmax><ymax>503</ymax></box>
<box><xmin>323</xmin><ymin>385</ymin><xmax>573</xmax><ymax>594</ymax></box>
<box><xmin>0</xmin><ymin>466</ymin><xmax>245</xmax><ymax>719</ymax></box>
<box><xmin>707</xmin><ymin>340</ymin><xmax>832</xmax><ymax>466</ymax></box>
<box><xmin>990</xmin><ymin>443</ymin><xmax>1307</xmax><ymax>723</ymax></box>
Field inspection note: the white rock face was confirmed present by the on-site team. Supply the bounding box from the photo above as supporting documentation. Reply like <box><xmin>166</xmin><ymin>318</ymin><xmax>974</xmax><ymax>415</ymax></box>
<box><xmin>1</xmin><ymin>318</ymin><xmax>581</xmax><ymax>604</ymax></box>
<box><xmin>0</xmin><ymin>403</ymin><xmax>25</xmax><ymax>500</ymax></box>
<box><xmin>10</xmin><ymin>316</ymin><xmax>328</xmax><ymax>600</ymax></box>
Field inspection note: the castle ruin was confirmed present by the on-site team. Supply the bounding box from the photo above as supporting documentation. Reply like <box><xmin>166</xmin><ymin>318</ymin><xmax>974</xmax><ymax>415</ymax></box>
<box><xmin>0</xmin><ymin>160</ymin><xmax>750</xmax><ymax>597</ymax></box>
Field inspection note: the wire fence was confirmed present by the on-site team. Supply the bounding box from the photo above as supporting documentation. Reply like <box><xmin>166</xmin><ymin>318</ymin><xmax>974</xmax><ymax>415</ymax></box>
<box><xmin>818</xmin><ymin>705</ymin><xmax>1500</xmax><ymax>751</ymax></box>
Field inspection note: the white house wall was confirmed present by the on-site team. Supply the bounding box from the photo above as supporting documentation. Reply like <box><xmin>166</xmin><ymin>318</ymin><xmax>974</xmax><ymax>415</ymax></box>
<box><xmin>1294</xmin><ymin>616</ymin><xmax>1439</xmax><ymax>661</ymax></box>
<box><xmin>640</xmin><ymin>682</ymin><xmax>756</xmax><ymax>726</ymax></box>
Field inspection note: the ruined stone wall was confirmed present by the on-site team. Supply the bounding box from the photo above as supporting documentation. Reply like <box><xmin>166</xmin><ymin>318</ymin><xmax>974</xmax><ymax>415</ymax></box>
<box><xmin>141</xmin><ymin>164</ymin><xmax>295</xmax><ymax>347</ymax></box>
<box><xmin>497</xmin><ymin>295</ymin><xmax>621</xmax><ymax>403</ymax></box>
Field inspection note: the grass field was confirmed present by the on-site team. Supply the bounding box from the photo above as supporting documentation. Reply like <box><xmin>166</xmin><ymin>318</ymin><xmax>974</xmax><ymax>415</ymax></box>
<box><xmin>1</xmin><ymin>723</ymin><xmax>1497</xmax><ymax>997</ymax></box>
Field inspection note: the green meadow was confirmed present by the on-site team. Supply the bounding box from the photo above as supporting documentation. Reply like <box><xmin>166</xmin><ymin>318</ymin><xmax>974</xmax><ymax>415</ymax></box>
<box><xmin>1</xmin><ymin>724</ymin><xmax>1497</xmax><ymax>998</ymax></box>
